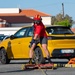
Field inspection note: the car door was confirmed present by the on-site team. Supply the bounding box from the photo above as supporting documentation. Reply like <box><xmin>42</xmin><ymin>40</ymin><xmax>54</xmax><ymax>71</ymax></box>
<box><xmin>20</xmin><ymin>27</ymin><xmax>33</xmax><ymax>58</ymax></box>
<box><xmin>8</xmin><ymin>27</ymin><xmax>28</xmax><ymax>58</ymax></box>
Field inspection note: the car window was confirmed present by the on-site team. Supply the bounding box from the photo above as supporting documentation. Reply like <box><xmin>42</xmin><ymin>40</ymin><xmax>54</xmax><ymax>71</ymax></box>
<box><xmin>27</xmin><ymin>27</ymin><xmax>33</xmax><ymax>37</ymax></box>
<box><xmin>3</xmin><ymin>36</ymin><xmax>10</xmax><ymax>40</ymax></box>
<box><xmin>0</xmin><ymin>35</ymin><xmax>6</xmax><ymax>41</ymax></box>
<box><xmin>46</xmin><ymin>27</ymin><xmax>74</xmax><ymax>35</ymax></box>
<box><xmin>14</xmin><ymin>27</ymin><xmax>29</xmax><ymax>38</ymax></box>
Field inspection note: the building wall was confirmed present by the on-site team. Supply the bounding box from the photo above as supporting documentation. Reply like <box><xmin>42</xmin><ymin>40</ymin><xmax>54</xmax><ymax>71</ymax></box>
<box><xmin>0</xmin><ymin>19</ymin><xmax>6</xmax><ymax>27</ymax></box>
<box><xmin>30</xmin><ymin>16</ymin><xmax>51</xmax><ymax>25</ymax></box>
<box><xmin>0</xmin><ymin>27</ymin><xmax>21</xmax><ymax>35</ymax></box>
<box><xmin>0</xmin><ymin>8</ymin><xmax>20</xmax><ymax>13</ymax></box>
<box><xmin>11</xmin><ymin>16</ymin><xmax>51</xmax><ymax>26</ymax></box>
<box><xmin>11</xmin><ymin>23</ymin><xmax>32</xmax><ymax>27</ymax></box>
<box><xmin>0</xmin><ymin>23</ymin><xmax>33</xmax><ymax>35</ymax></box>
<box><xmin>42</xmin><ymin>17</ymin><xmax>51</xmax><ymax>25</ymax></box>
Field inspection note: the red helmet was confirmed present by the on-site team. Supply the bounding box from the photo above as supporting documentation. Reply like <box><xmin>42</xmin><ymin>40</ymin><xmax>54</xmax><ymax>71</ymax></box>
<box><xmin>33</xmin><ymin>15</ymin><xmax>42</xmax><ymax>21</ymax></box>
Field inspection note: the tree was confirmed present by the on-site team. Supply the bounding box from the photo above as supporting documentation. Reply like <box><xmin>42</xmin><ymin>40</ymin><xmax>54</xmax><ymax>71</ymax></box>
<box><xmin>51</xmin><ymin>13</ymin><xmax>73</xmax><ymax>27</ymax></box>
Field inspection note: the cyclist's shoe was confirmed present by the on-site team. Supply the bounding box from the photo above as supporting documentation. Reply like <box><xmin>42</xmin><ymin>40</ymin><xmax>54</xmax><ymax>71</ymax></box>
<box><xmin>28</xmin><ymin>59</ymin><xmax>33</xmax><ymax>64</ymax></box>
<box><xmin>47</xmin><ymin>57</ymin><xmax>53</xmax><ymax>64</ymax></box>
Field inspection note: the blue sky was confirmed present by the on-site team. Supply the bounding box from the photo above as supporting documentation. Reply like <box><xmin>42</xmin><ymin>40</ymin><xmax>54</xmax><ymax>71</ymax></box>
<box><xmin>0</xmin><ymin>0</ymin><xmax>75</xmax><ymax>21</ymax></box>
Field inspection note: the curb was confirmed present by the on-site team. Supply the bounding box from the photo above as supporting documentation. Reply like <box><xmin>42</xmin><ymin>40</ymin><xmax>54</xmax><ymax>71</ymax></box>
<box><xmin>54</xmin><ymin>64</ymin><xmax>75</xmax><ymax>68</ymax></box>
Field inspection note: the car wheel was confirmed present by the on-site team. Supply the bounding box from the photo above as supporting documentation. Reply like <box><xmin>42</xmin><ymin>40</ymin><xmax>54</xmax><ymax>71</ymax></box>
<box><xmin>0</xmin><ymin>48</ymin><xmax>10</xmax><ymax>64</ymax></box>
<box><xmin>33</xmin><ymin>47</ymin><xmax>45</xmax><ymax>64</ymax></box>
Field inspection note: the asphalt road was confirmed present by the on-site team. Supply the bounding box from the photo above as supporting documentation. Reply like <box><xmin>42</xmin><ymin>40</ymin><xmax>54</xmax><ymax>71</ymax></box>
<box><xmin>0</xmin><ymin>59</ymin><xmax>75</xmax><ymax>75</ymax></box>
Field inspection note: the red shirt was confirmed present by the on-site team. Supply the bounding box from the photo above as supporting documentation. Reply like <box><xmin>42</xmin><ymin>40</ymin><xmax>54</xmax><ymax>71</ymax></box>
<box><xmin>33</xmin><ymin>22</ymin><xmax>47</xmax><ymax>38</ymax></box>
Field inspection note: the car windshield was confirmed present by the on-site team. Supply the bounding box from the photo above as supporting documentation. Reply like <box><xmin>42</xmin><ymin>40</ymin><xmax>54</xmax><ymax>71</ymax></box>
<box><xmin>46</xmin><ymin>27</ymin><xmax>74</xmax><ymax>35</ymax></box>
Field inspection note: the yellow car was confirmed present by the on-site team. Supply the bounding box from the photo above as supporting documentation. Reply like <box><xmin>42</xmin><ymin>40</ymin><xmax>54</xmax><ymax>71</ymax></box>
<box><xmin>0</xmin><ymin>25</ymin><xmax>75</xmax><ymax>64</ymax></box>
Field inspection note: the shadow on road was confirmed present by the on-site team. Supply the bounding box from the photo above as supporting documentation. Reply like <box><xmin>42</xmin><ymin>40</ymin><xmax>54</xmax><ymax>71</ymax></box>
<box><xmin>0</xmin><ymin>68</ymin><xmax>37</xmax><ymax>73</ymax></box>
<box><xmin>9</xmin><ymin>60</ymin><xmax>29</xmax><ymax>64</ymax></box>
<box><xmin>6</xmin><ymin>59</ymin><xmax>69</xmax><ymax>64</ymax></box>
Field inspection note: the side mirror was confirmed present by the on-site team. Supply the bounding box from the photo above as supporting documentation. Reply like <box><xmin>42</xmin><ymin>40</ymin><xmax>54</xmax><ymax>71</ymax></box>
<box><xmin>10</xmin><ymin>35</ymin><xmax>15</xmax><ymax>40</ymax></box>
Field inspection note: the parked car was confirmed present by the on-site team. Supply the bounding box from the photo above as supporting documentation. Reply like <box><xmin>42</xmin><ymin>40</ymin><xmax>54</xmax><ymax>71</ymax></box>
<box><xmin>0</xmin><ymin>34</ymin><xmax>8</xmax><ymax>42</ymax></box>
<box><xmin>0</xmin><ymin>25</ymin><xmax>75</xmax><ymax>64</ymax></box>
<box><xmin>0</xmin><ymin>35</ymin><xmax>10</xmax><ymax>43</ymax></box>
<box><xmin>2</xmin><ymin>35</ymin><xmax>10</xmax><ymax>41</ymax></box>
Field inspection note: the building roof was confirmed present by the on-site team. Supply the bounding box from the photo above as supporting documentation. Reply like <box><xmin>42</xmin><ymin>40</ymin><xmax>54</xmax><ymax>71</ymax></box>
<box><xmin>0</xmin><ymin>15</ymin><xmax>33</xmax><ymax>23</ymax></box>
<box><xmin>0</xmin><ymin>8</ymin><xmax>50</xmax><ymax>23</ymax></box>
<box><xmin>20</xmin><ymin>9</ymin><xmax>51</xmax><ymax>17</ymax></box>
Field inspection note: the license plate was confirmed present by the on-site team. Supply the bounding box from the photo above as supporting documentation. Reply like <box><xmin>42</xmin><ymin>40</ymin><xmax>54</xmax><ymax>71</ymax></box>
<box><xmin>61</xmin><ymin>49</ymin><xmax>74</xmax><ymax>53</ymax></box>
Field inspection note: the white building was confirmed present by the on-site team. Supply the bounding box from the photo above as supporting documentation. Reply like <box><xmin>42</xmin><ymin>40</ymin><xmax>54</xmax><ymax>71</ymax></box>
<box><xmin>0</xmin><ymin>8</ymin><xmax>52</xmax><ymax>35</ymax></box>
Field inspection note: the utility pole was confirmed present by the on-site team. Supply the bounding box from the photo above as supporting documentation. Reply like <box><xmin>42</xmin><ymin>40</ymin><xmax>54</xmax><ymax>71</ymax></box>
<box><xmin>62</xmin><ymin>3</ymin><xmax>64</xmax><ymax>18</ymax></box>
